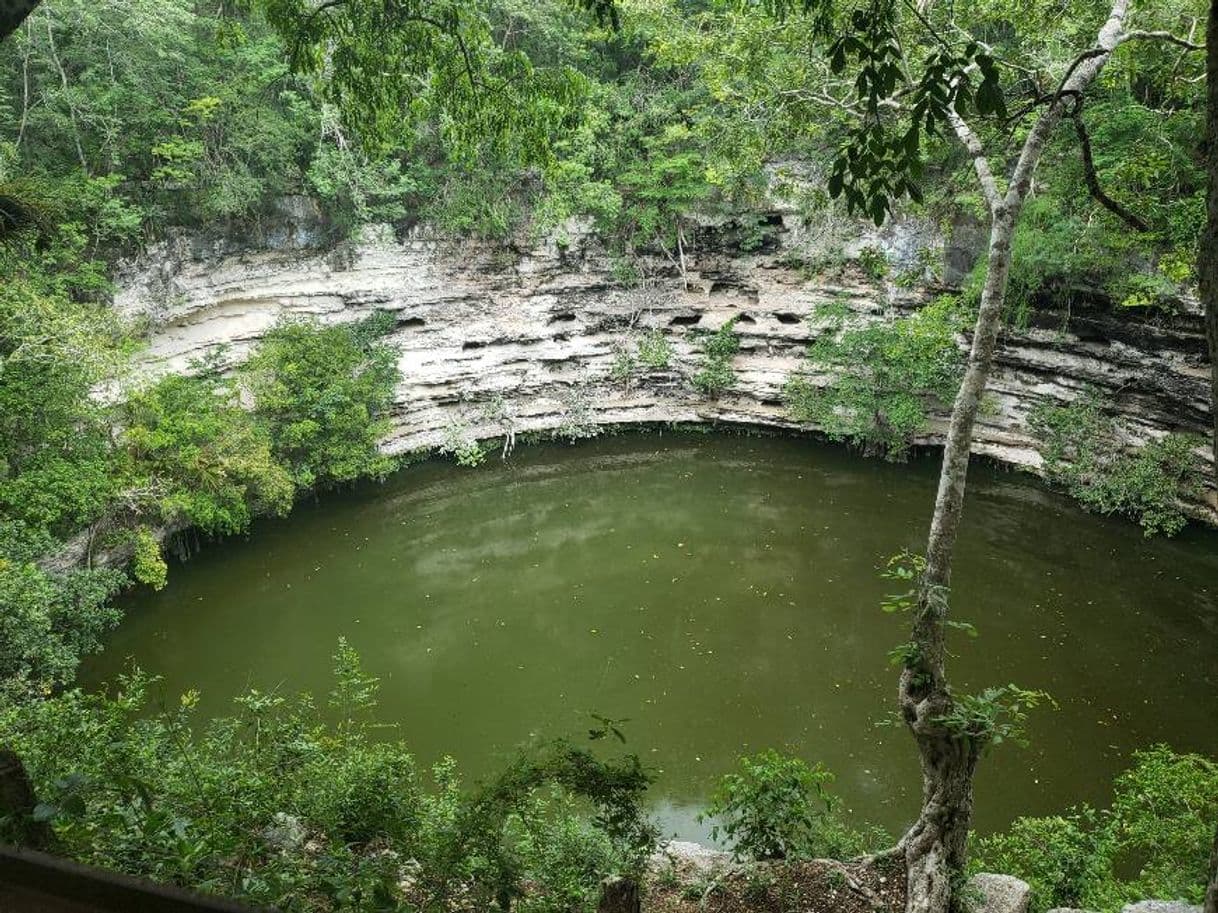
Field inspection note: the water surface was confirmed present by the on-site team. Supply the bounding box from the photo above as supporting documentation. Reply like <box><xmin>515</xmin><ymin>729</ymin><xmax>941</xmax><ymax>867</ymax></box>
<box><xmin>83</xmin><ymin>433</ymin><xmax>1218</xmax><ymax>842</ymax></box>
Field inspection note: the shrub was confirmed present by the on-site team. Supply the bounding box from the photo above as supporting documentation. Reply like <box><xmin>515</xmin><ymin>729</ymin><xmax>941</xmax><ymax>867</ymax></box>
<box><xmin>609</xmin><ymin>344</ymin><xmax>636</xmax><ymax>386</ymax></box>
<box><xmin>786</xmin><ymin>296</ymin><xmax>966</xmax><ymax>459</ymax></box>
<box><xmin>961</xmin><ymin>195</ymin><xmax>1129</xmax><ymax>325</ymax></box>
<box><xmin>1105</xmin><ymin>745</ymin><xmax>1218</xmax><ymax>904</ymax></box>
<box><xmin>973</xmin><ymin>746</ymin><xmax>1218</xmax><ymax>913</ymax></box>
<box><xmin>972</xmin><ymin>811</ymin><xmax>1112</xmax><ymax>912</ymax></box>
<box><xmin>856</xmin><ymin>244</ymin><xmax>889</xmax><ymax>281</ymax></box>
<box><xmin>243</xmin><ymin>315</ymin><xmax>400</xmax><ymax>489</ymax></box>
<box><xmin>701</xmin><ymin>750</ymin><xmax>886</xmax><ymax>861</ymax></box>
<box><xmin>506</xmin><ymin>790</ymin><xmax>635</xmax><ymax>913</ymax></box>
<box><xmin>554</xmin><ymin>383</ymin><xmax>600</xmax><ymax>442</ymax></box>
<box><xmin>0</xmin><ymin>563</ymin><xmax>125</xmax><ymax>694</ymax></box>
<box><xmin>0</xmin><ymin>645</ymin><xmax>657</xmax><ymax>912</ymax></box>
<box><xmin>0</xmin><ymin>266</ymin><xmax>121</xmax><ymax>542</ymax></box>
<box><xmin>121</xmin><ymin>371</ymin><xmax>294</xmax><ymax>535</ymax></box>
<box><xmin>439</xmin><ymin>419</ymin><xmax>488</xmax><ymax>467</ymax></box>
<box><xmin>130</xmin><ymin>527</ymin><xmax>168</xmax><ymax>591</ymax></box>
<box><xmin>691</xmin><ymin>317</ymin><xmax>741</xmax><ymax>398</ymax></box>
<box><xmin>1029</xmin><ymin>393</ymin><xmax>1203</xmax><ymax>536</ymax></box>
<box><xmin>637</xmin><ymin>329</ymin><xmax>672</xmax><ymax>370</ymax></box>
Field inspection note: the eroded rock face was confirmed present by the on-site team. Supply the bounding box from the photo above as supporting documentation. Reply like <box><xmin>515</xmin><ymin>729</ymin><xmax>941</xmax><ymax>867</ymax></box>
<box><xmin>113</xmin><ymin>213</ymin><xmax>1216</xmax><ymax>524</ymax></box>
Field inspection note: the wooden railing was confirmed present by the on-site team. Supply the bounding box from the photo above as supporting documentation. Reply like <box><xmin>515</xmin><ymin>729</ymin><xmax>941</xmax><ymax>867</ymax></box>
<box><xmin>0</xmin><ymin>845</ymin><xmax>272</xmax><ymax>913</ymax></box>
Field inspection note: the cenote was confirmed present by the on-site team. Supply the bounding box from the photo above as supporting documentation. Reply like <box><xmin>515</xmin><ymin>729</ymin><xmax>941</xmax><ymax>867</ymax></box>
<box><xmin>81</xmin><ymin>432</ymin><xmax>1218</xmax><ymax>843</ymax></box>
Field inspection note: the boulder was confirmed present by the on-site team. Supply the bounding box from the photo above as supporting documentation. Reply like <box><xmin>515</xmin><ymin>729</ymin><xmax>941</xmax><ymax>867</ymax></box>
<box><xmin>967</xmin><ymin>873</ymin><xmax>1032</xmax><ymax>913</ymax></box>
<box><xmin>649</xmin><ymin>840</ymin><xmax>733</xmax><ymax>877</ymax></box>
<box><xmin>1120</xmin><ymin>902</ymin><xmax>1202</xmax><ymax>913</ymax></box>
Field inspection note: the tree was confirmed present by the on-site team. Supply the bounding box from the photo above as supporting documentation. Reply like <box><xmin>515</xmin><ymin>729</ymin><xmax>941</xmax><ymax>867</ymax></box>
<box><xmin>1</xmin><ymin>0</ymin><xmax>318</xmax><ymax>226</ymax></box>
<box><xmin>1202</xmin><ymin>0</ymin><xmax>1218</xmax><ymax>485</ymax></box>
<box><xmin>739</xmin><ymin>2</ymin><xmax>1203</xmax><ymax>911</ymax></box>
<box><xmin>256</xmin><ymin>0</ymin><xmax>614</xmax><ymax>164</ymax></box>
<box><xmin>241</xmin><ymin>316</ymin><xmax>399</xmax><ymax>490</ymax></box>
<box><xmin>902</xmin><ymin>11</ymin><xmax>1134</xmax><ymax>911</ymax></box>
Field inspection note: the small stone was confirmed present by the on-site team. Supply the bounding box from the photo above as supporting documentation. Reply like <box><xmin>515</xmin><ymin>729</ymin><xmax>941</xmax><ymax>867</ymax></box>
<box><xmin>967</xmin><ymin>873</ymin><xmax>1032</xmax><ymax>913</ymax></box>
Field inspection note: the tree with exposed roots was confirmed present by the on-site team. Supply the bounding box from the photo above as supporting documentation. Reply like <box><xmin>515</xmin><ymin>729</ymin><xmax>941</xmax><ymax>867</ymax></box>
<box><xmin>897</xmin><ymin>7</ymin><xmax>1162</xmax><ymax>909</ymax></box>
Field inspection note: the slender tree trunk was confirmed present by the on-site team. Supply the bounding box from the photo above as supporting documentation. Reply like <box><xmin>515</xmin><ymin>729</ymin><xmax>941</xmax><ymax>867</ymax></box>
<box><xmin>1204</xmin><ymin>820</ymin><xmax>1218</xmax><ymax>913</ymax></box>
<box><xmin>1201</xmin><ymin>0</ymin><xmax>1218</xmax><ymax>487</ymax></box>
<box><xmin>900</xmin><ymin>6</ymin><xmax>1131</xmax><ymax>913</ymax></box>
<box><xmin>44</xmin><ymin>8</ymin><xmax>88</xmax><ymax>173</ymax></box>
<box><xmin>0</xmin><ymin>747</ymin><xmax>51</xmax><ymax>849</ymax></box>
<box><xmin>16</xmin><ymin>20</ymin><xmax>32</xmax><ymax>148</ymax></box>
<box><xmin>900</xmin><ymin>209</ymin><xmax>1016</xmax><ymax>913</ymax></box>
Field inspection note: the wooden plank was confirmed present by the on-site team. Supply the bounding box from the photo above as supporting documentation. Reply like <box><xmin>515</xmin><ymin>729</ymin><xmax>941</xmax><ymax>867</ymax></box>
<box><xmin>0</xmin><ymin>846</ymin><xmax>274</xmax><ymax>913</ymax></box>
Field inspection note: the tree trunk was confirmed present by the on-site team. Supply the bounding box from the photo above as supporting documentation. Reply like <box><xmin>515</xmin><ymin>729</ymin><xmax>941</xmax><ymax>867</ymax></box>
<box><xmin>901</xmin><ymin>732</ymin><xmax>981</xmax><ymax>913</ymax></box>
<box><xmin>1201</xmin><ymin>0</ymin><xmax>1218</xmax><ymax>487</ymax></box>
<box><xmin>1204</xmin><ymin>820</ymin><xmax>1217</xmax><ymax>913</ymax></box>
<box><xmin>598</xmin><ymin>876</ymin><xmax>641</xmax><ymax>913</ymax></box>
<box><xmin>899</xmin><ymin>209</ymin><xmax>1016</xmax><ymax>913</ymax></box>
<box><xmin>0</xmin><ymin>0</ymin><xmax>41</xmax><ymax>44</ymax></box>
<box><xmin>0</xmin><ymin>747</ymin><xmax>51</xmax><ymax>849</ymax></box>
<box><xmin>899</xmin><ymin>6</ymin><xmax>1131</xmax><ymax>913</ymax></box>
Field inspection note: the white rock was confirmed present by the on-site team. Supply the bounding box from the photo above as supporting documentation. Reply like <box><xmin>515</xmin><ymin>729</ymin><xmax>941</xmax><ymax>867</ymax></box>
<box><xmin>1121</xmin><ymin>901</ymin><xmax>1202</xmax><ymax>913</ymax></box>
<box><xmin>967</xmin><ymin>873</ymin><xmax>1032</xmax><ymax>913</ymax></box>
<box><xmin>650</xmin><ymin>840</ymin><xmax>732</xmax><ymax>873</ymax></box>
<box><xmin>262</xmin><ymin>812</ymin><xmax>305</xmax><ymax>852</ymax></box>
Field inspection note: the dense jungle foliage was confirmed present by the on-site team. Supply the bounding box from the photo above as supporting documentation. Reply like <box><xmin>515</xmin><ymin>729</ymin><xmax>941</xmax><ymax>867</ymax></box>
<box><xmin>0</xmin><ymin>643</ymin><xmax>660</xmax><ymax>912</ymax></box>
<box><xmin>1</xmin><ymin>0</ymin><xmax>1216</xmax><ymax>911</ymax></box>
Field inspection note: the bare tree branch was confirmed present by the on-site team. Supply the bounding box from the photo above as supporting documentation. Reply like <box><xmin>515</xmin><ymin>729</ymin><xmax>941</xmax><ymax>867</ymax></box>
<box><xmin>947</xmin><ymin>111</ymin><xmax>1000</xmax><ymax>212</ymax></box>
<box><xmin>1118</xmin><ymin>29</ymin><xmax>1204</xmax><ymax>51</ymax></box>
<box><xmin>1010</xmin><ymin>0</ymin><xmax>1130</xmax><ymax>205</ymax></box>
<box><xmin>1068</xmin><ymin>105</ymin><xmax>1150</xmax><ymax>231</ymax></box>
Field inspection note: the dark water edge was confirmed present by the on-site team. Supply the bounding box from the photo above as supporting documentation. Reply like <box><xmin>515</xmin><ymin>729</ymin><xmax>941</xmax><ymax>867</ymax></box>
<box><xmin>81</xmin><ymin>431</ymin><xmax>1218</xmax><ymax>844</ymax></box>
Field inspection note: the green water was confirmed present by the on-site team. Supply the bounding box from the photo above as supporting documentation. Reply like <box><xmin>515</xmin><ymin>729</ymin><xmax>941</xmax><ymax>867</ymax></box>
<box><xmin>82</xmin><ymin>434</ymin><xmax>1218</xmax><ymax>843</ymax></box>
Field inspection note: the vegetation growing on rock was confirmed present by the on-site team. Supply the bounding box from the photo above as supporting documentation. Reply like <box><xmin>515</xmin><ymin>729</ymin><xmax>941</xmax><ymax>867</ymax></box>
<box><xmin>1030</xmin><ymin>394</ymin><xmax>1204</xmax><ymax>536</ymax></box>
<box><xmin>785</xmin><ymin>298</ymin><xmax>967</xmax><ymax>460</ymax></box>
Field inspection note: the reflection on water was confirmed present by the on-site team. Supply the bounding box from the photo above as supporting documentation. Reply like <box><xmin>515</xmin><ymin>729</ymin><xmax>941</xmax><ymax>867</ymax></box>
<box><xmin>82</xmin><ymin>433</ymin><xmax>1218</xmax><ymax>842</ymax></box>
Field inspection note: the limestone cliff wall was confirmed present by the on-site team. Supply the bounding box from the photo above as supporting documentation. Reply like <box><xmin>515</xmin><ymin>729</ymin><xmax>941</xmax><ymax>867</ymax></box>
<box><xmin>113</xmin><ymin>210</ymin><xmax>1217</xmax><ymax>522</ymax></box>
